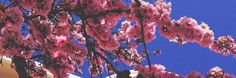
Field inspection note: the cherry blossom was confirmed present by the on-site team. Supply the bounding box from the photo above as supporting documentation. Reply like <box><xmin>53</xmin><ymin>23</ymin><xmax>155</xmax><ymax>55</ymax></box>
<box><xmin>186</xmin><ymin>72</ymin><xmax>202</xmax><ymax>78</ymax></box>
<box><xmin>48</xmin><ymin>51</ymin><xmax>74</xmax><ymax>78</ymax></box>
<box><xmin>206</xmin><ymin>66</ymin><xmax>235</xmax><ymax>78</ymax></box>
<box><xmin>209</xmin><ymin>36</ymin><xmax>236</xmax><ymax>56</ymax></box>
<box><xmin>159</xmin><ymin>17</ymin><xmax>214</xmax><ymax>47</ymax></box>
<box><xmin>0</xmin><ymin>25</ymin><xmax>34</xmax><ymax>59</ymax></box>
<box><xmin>28</xmin><ymin>61</ymin><xmax>47</xmax><ymax>78</ymax></box>
<box><xmin>0</xmin><ymin>0</ymin><xmax>235</xmax><ymax>78</ymax></box>
<box><xmin>10</xmin><ymin>0</ymin><xmax>36</xmax><ymax>9</ymax></box>
<box><xmin>28</xmin><ymin>18</ymin><xmax>52</xmax><ymax>47</ymax></box>
<box><xmin>55</xmin><ymin>35</ymin><xmax>67</xmax><ymax>46</ymax></box>
<box><xmin>5</xmin><ymin>7</ymin><xmax>24</xmax><ymax>27</ymax></box>
<box><xmin>31</xmin><ymin>0</ymin><xmax>54</xmax><ymax>18</ymax></box>
<box><xmin>134</xmin><ymin>64</ymin><xmax>182</xmax><ymax>78</ymax></box>
<box><xmin>60</xmin><ymin>0</ymin><xmax>77</xmax><ymax>10</ymax></box>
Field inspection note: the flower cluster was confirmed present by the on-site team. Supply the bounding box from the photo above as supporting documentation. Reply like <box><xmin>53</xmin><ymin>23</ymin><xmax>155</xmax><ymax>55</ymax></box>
<box><xmin>28</xmin><ymin>61</ymin><xmax>47</xmax><ymax>78</ymax></box>
<box><xmin>5</xmin><ymin>7</ymin><xmax>24</xmax><ymax>28</ymax></box>
<box><xmin>135</xmin><ymin>65</ymin><xmax>234</xmax><ymax>78</ymax></box>
<box><xmin>0</xmin><ymin>0</ymin><xmax>235</xmax><ymax>78</ymax></box>
<box><xmin>134</xmin><ymin>64</ymin><xmax>182</xmax><ymax>78</ymax></box>
<box><xmin>28</xmin><ymin>18</ymin><xmax>52</xmax><ymax>47</ymax></box>
<box><xmin>11</xmin><ymin>0</ymin><xmax>54</xmax><ymax>17</ymax></box>
<box><xmin>159</xmin><ymin>16</ymin><xmax>214</xmax><ymax>47</ymax></box>
<box><xmin>80</xmin><ymin>0</ymin><xmax>126</xmax><ymax>14</ymax></box>
<box><xmin>47</xmin><ymin>51</ymin><xmax>74</xmax><ymax>78</ymax></box>
<box><xmin>10</xmin><ymin>0</ymin><xmax>36</xmax><ymax>9</ymax></box>
<box><xmin>32</xmin><ymin>0</ymin><xmax>54</xmax><ymax>18</ymax></box>
<box><xmin>186</xmin><ymin>72</ymin><xmax>203</xmax><ymax>78</ymax></box>
<box><xmin>206</xmin><ymin>66</ymin><xmax>235</xmax><ymax>78</ymax></box>
<box><xmin>209</xmin><ymin>36</ymin><xmax>236</xmax><ymax>56</ymax></box>
<box><xmin>127</xmin><ymin>0</ymin><xmax>172</xmax><ymax>26</ymax></box>
<box><xmin>86</xmin><ymin>19</ymin><xmax>120</xmax><ymax>51</ymax></box>
<box><xmin>60</xmin><ymin>0</ymin><xmax>77</xmax><ymax>10</ymax></box>
<box><xmin>0</xmin><ymin>25</ymin><xmax>34</xmax><ymax>59</ymax></box>
<box><xmin>127</xmin><ymin>22</ymin><xmax>156</xmax><ymax>43</ymax></box>
<box><xmin>113</xmin><ymin>46</ymin><xmax>143</xmax><ymax>66</ymax></box>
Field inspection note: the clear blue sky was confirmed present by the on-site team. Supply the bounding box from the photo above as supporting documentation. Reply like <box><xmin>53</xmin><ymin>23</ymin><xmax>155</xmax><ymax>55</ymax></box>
<box><xmin>1</xmin><ymin>0</ymin><xmax>236</xmax><ymax>77</ymax></box>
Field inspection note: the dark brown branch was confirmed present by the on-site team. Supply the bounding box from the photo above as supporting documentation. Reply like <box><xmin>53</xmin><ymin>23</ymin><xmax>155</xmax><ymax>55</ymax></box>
<box><xmin>135</xmin><ymin>0</ymin><xmax>152</xmax><ymax>68</ymax></box>
<box><xmin>85</xmin><ymin>21</ymin><xmax>103</xmax><ymax>40</ymax></box>
<box><xmin>139</xmin><ymin>17</ymin><xmax>151</xmax><ymax>68</ymax></box>
<box><xmin>12</xmin><ymin>56</ymin><xmax>28</xmax><ymax>78</ymax></box>
<box><xmin>0</xmin><ymin>57</ymin><xmax>2</xmax><ymax>66</ymax></box>
<box><xmin>80</xmin><ymin>8</ymin><xmax>100</xmax><ymax>78</ymax></box>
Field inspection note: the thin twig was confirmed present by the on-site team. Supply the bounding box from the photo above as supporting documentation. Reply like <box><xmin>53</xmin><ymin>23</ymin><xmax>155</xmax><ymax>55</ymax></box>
<box><xmin>135</xmin><ymin>0</ymin><xmax>152</xmax><ymax>68</ymax></box>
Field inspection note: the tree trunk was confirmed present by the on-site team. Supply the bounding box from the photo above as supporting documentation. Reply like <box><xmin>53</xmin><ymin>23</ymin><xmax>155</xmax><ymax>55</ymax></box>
<box><xmin>12</xmin><ymin>56</ymin><xmax>28</xmax><ymax>78</ymax></box>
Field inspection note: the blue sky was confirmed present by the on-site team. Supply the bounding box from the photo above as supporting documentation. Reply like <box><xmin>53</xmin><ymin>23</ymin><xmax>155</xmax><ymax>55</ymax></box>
<box><xmin>147</xmin><ymin>0</ymin><xmax>236</xmax><ymax>75</ymax></box>
<box><xmin>1</xmin><ymin>0</ymin><xmax>236</xmax><ymax>77</ymax></box>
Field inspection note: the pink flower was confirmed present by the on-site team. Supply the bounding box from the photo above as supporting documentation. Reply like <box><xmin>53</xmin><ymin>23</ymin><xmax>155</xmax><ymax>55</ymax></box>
<box><xmin>0</xmin><ymin>26</ymin><xmax>34</xmax><ymax>59</ymax></box>
<box><xmin>127</xmin><ymin>23</ymin><xmax>156</xmax><ymax>43</ymax></box>
<box><xmin>5</xmin><ymin>7</ymin><xmax>24</xmax><ymax>27</ymax></box>
<box><xmin>86</xmin><ymin>24</ymin><xmax>112</xmax><ymax>41</ymax></box>
<box><xmin>177</xmin><ymin>16</ymin><xmax>198</xmax><ymax>29</ymax></box>
<box><xmin>159</xmin><ymin>17</ymin><xmax>215</xmax><ymax>47</ymax></box>
<box><xmin>97</xmin><ymin>37</ymin><xmax>119</xmax><ymax>51</ymax></box>
<box><xmin>199</xmin><ymin>31</ymin><xmax>214</xmax><ymax>47</ymax></box>
<box><xmin>57</xmin><ymin>12</ymin><xmax>71</xmax><ymax>26</ymax></box>
<box><xmin>223</xmin><ymin>73</ymin><xmax>235</xmax><ymax>78</ymax></box>
<box><xmin>103</xmin><ymin>0</ymin><xmax>125</xmax><ymax>10</ymax></box>
<box><xmin>81</xmin><ymin>0</ymin><xmax>104</xmax><ymax>14</ymax></box>
<box><xmin>48</xmin><ymin>50</ymin><xmax>75</xmax><ymax>78</ymax></box>
<box><xmin>209</xmin><ymin>36</ymin><xmax>235</xmax><ymax>56</ymax></box>
<box><xmin>186</xmin><ymin>72</ymin><xmax>202</xmax><ymax>78</ymax></box>
<box><xmin>159</xmin><ymin>23</ymin><xmax>175</xmax><ymax>39</ymax></box>
<box><xmin>11</xmin><ymin>0</ymin><xmax>36</xmax><ymax>9</ymax></box>
<box><xmin>60</xmin><ymin>0</ymin><xmax>78</xmax><ymax>9</ymax></box>
<box><xmin>206</xmin><ymin>66</ymin><xmax>224</xmax><ymax>77</ymax></box>
<box><xmin>134</xmin><ymin>64</ymin><xmax>182</xmax><ymax>78</ymax></box>
<box><xmin>32</xmin><ymin>0</ymin><xmax>53</xmax><ymax>18</ymax></box>
<box><xmin>198</xmin><ymin>23</ymin><xmax>214</xmax><ymax>47</ymax></box>
<box><xmin>28</xmin><ymin>19</ymin><xmax>52</xmax><ymax>46</ymax></box>
<box><xmin>55</xmin><ymin>35</ymin><xmax>67</xmax><ymax>46</ymax></box>
<box><xmin>89</xmin><ymin>66</ymin><xmax>99</xmax><ymax>76</ymax></box>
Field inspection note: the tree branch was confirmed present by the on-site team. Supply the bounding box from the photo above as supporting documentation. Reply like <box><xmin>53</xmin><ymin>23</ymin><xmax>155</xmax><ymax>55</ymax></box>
<box><xmin>12</xmin><ymin>56</ymin><xmax>28</xmax><ymax>78</ymax></box>
<box><xmin>135</xmin><ymin>0</ymin><xmax>152</xmax><ymax>68</ymax></box>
